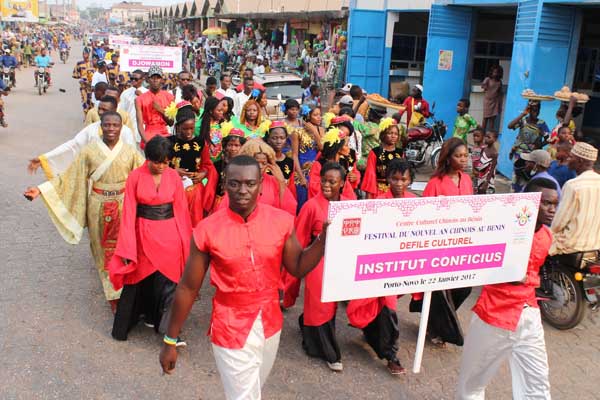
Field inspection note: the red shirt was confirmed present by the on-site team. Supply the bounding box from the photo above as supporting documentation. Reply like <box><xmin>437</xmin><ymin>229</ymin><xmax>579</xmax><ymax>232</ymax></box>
<box><xmin>193</xmin><ymin>204</ymin><xmax>294</xmax><ymax>349</ymax></box>
<box><xmin>136</xmin><ymin>90</ymin><xmax>175</xmax><ymax>139</ymax></box>
<box><xmin>401</xmin><ymin>96</ymin><xmax>431</xmax><ymax>125</ymax></box>
<box><xmin>423</xmin><ymin>171</ymin><xmax>473</xmax><ymax>197</ymax></box>
<box><xmin>473</xmin><ymin>225</ymin><xmax>552</xmax><ymax>331</ymax></box>
<box><xmin>235</xmin><ymin>82</ymin><xmax>266</xmax><ymax>92</ymax></box>
<box><xmin>376</xmin><ymin>190</ymin><xmax>417</xmax><ymax>199</ymax></box>
<box><xmin>308</xmin><ymin>160</ymin><xmax>358</xmax><ymax>201</ymax></box>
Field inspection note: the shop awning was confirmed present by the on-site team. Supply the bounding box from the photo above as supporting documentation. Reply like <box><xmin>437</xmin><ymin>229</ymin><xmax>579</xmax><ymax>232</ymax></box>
<box><xmin>215</xmin><ymin>9</ymin><xmax>348</xmax><ymax>20</ymax></box>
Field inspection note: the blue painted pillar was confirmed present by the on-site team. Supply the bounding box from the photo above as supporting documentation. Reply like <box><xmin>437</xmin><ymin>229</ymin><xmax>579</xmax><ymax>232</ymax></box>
<box><xmin>499</xmin><ymin>1</ymin><xmax>578</xmax><ymax>176</ymax></box>
<box><xmin>422</xmin><ymin>4</ymin><xmax>474</xmax><ymax>136</ymax></box>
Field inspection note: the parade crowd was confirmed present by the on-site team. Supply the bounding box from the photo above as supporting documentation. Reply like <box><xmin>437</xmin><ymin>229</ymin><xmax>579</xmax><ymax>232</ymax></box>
<box><xmin>19</xmin><ymin>31</ymin><xmax>600</xmax><ymax>400</ymax></box>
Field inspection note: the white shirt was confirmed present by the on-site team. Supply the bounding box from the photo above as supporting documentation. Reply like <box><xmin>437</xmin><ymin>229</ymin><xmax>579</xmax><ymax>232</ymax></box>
<box><xmin>253</xmin><ymin>65</ymin><xmax>265</xmax><ymax>75</ymax></box>
<box><xmin>40</xmin><ymin>122</ymin><xmax>137</xmax><ymax>178</ymax></box>
<box><xmin>217</xmin><ymin>87</ymin><xmax>237</xmax><ymax>99</ymax></box>
<box><xmin>91</xmin><ymin>71</ymin><xmax>108</xmax><ymax>87</ymax></box>
<box><xmin>118</xmin><ymin>86</ymin><xmax>148</xmax><ymax>143</ymax></box>
<box><xmin>233</xmin><ymin>91</ymin><xmax>250</xmax><ymax>117</ymax></box>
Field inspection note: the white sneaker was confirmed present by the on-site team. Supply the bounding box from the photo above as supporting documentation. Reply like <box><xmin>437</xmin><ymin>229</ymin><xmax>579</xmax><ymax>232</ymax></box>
<box><xmin>327</xmin><ymin>361</ymin><xmax>343</xmax><ymax>372</ymax></box>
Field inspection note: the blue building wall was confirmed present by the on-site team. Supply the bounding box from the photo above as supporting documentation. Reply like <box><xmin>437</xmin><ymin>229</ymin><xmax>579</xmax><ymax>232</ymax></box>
<box><xmin>347</xmin><ymin>0</ymin><xmax>589</xmax><ymax>177</ymax></box>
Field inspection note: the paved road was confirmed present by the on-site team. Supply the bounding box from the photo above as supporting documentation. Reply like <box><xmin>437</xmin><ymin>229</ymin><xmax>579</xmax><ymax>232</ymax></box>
<box><xmin>1</xmin><ymin>45</ymin><xmax>599</xmax><ymax>400</ymax></box>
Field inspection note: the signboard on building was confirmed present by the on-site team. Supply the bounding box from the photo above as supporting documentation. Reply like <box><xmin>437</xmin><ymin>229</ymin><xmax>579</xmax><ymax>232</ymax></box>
<box><xmin>438</xmin><ymin>49</ymin><xmax>453</xmax><ymax>71</ymax></box>
<box><xmin>120</xmin><ymin>45</ymin><xmax>182</xmax><ymax>73</ymax></box>
<box><xmin>1</xmin><ymin>0</ymin><xmax>39</xmax><ymax>22</ymax></box>
<box><xmin>321</xmin><ymin>193</ymin><xmax>540</xmax><ymax>302</ymax></box>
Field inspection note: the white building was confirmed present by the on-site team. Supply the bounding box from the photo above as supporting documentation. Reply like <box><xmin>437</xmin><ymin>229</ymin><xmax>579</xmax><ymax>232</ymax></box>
<box><xmin>109</xmin><ymin>1</ymin><xmax>154</xmax><ymax>25</ymax></box>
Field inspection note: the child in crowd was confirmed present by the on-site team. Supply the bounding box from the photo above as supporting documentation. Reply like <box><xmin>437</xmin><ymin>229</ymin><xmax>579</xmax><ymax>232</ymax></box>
<box><xmin>548</xmin><ymin>125</ymin><xmax>574</xmax><ymax>160</ymax></box>
<box><xmin>475</xmin><ymin>130</ymin><xmax>499</xmax><ymax>194</ymax></box>
<box><xmin>550</xmin><ymin>96</ymin><xmax>580</xmax><ymax>144</ymax></box>
<box><xmin>481</xmin><ymin>64</ymin><xmax>503</xmax><ymax>131</ymax></box>
<box><xmin>452</xmin><ymin>98</ymin><xmax>478</xmax><ymax>142</ymax></box>
<box><xmin>303</xmin><ymin>84</ymin><xmax>321</xmax><ymax>108</ymax></box>
<box><xmin>469</xmin><ymin>127</ymin><xmax>485</xmax><ymax>191</ymax></box>
<box><xmin>547</xmin><ymin>142</ymin><xmax>577</xmax><ymax>188</ymax></box>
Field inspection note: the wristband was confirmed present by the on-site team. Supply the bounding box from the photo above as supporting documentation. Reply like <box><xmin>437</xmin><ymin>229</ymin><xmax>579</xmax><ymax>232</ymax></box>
<box><xmin>163</xmin><ymin>335</ymin><xmax>177</xmax><ymax>346</ymax></box>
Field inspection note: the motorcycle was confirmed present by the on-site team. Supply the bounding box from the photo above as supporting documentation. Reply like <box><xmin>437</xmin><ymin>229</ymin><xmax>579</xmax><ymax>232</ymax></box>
<box><xmin>36</xmin><ymin>67</ymin><xmax>48</xmax><ymax>95</ymax></box>
<box><xmin>2</xmin><ymin>66</ymin><xmax>13</xmax><ymax>88</ymax></box>
<box><xmin>404</xmin><ymin>104</ymin><xmax>446</xmax><ymax>170</ymax></box>
<box><xmin>538</xmin><ymin>251</ymin><xmax>600</xmax><ymax>329</ymax></box>
<box><xmin>60</xmin><ymin>48</ymin><xmax>69</xmax><ymax>64</ymax></box>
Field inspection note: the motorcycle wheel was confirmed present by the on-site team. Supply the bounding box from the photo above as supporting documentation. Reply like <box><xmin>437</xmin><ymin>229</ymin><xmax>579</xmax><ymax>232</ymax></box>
<box><xmin>539</xmin><ymin>264</ymin><xmax>586</xmax><ymax>330</ymax></box>
<box><xmin>38</xmin><ymin>81</ymin><xmax>42</xmax><ymax>96</ymax></box>
<box><xmin>430</xmin><ymin>147</ymin><xmax>441</xmax><ymax>170</ymax></box>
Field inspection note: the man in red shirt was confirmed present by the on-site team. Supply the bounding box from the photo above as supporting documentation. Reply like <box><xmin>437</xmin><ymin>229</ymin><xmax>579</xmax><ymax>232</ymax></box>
<box><xmin>135</xmin><ymin>65</ymin><xmax>174</xmax><ymax>145</ymax></box>
<box><xmin>399</xmin><ymin>84</ymin><xmax>431</xmax><ymax>128</ymax></box>
<box><xmin>456</xmin><ymin>177</ymin><xmax>559</xmax><ymax>399</ymax></box>
<box><xmin>159</xmin><ymin>155</ymin><xmax>327</xmax><ymax>399</ymax></box>
<box><xmin>235</xmin><ymin>68</ymin><xmax>266</xmax><ymax>92</ymax></box>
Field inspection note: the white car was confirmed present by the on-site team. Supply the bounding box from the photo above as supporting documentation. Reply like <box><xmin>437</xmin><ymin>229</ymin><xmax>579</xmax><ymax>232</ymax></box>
<box><xmin>253</xmin><ymin>73</ymin><xmax>303</xmax><ymax>120</ymax></box>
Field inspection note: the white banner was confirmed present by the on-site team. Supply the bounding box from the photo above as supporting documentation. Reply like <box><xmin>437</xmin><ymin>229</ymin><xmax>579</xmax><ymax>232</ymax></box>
<box><xmin>322</xmin><ymin>193</ymin><xmax>541</xmax><ymax>302</ymax></box>
<box><xmin>120</xmin><ymin>45</ymin><xmax>182</xmax><ymax>73</ymax></box>
<box><xmin>109</xmin><ymin>35</ymin><xmax>135</xmax><ymax>48</ymax></box>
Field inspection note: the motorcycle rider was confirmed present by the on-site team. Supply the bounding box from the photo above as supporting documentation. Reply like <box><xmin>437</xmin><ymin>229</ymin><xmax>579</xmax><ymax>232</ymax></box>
<box><xmin>34</xmin><ymin>48</ymin><xmax>53</xmax><ymax>86</ymax></box>
<box><xmin>550</xmin><ymin>141</ymin><xmax>600</xmax><ymax>256</ymax></box>
<box><xmin>0</xmin><ymin>49</ymin><xmax>17</xmax><ymax>87</ymax></box>
<box><xmin>59</xmin><ymin>39</ymin><xmax>69</xmax><ymax>60</ymax></box>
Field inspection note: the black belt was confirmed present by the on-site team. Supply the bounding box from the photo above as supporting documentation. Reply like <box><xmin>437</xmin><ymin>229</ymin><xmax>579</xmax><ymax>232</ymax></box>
<box><xmin>136</xmin><ymin>203</ymin><xmax>174</xmax><ymax>220</ymax></box>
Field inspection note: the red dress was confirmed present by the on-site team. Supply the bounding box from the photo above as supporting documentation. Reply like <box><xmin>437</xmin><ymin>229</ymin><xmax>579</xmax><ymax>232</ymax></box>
<box><xmin>108</xmin><ymin>162</ymin><xmax>192</xmax><ymax>290</ymax></box>
<box><xmin>295</xmin><ymin>192</ymin><xmax>352</xmax><ymax>326</ymax></box>
<box><xmin>360</xmin><ymin>147</ymin><xmax>404</xmax><ymax>198</ymax></box>
<box><xmin>194</xmin><ymin>204</ymin><xmax>295</xmax><ymax>349</ymax></box>
<box><xmin>422</xmin><ymin>171</ymin><xmax>473</xmax><ymax>197</ymax></box>
<box><xmin>308</xmin><ymin>160</ymin><xmax>358</xmax><ymax>201</ymax></box>
<box><xmin>346</xmin><ymin>191</ymin><xmax>417</xmax><ymax>328</ymax></box>
<box><xmin>218</xmin><ymin>173</ymin><xmax>297</xmax><ymax>216</ymax></box>
<box><xmin>136</xmin><ymin>90</ymin><xmax>175</xmax><ymax>142</ymax></box>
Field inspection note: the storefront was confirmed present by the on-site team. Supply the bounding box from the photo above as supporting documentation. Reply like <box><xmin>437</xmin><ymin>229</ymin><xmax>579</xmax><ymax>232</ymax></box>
<box><xmin>347</xmin><ymin>0</ymin><xmax>589</xmax><ymax>176</ymax></box>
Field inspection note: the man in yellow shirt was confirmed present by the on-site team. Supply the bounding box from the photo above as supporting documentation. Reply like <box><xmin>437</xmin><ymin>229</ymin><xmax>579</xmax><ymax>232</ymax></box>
<box><xmin>550</xmin><ymin>142</ymin><xmax>600</xmax><ymax>255</ymax></box>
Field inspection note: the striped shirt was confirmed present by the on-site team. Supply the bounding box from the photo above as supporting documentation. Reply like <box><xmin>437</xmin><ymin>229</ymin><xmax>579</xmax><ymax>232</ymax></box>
<box><xmin>550</xmin><ymin>170</ymin><xmax>600</xmax><ymax>254</ymax></box>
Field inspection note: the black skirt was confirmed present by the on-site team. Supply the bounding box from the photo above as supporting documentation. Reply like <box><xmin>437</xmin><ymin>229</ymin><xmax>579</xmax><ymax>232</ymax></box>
<box><xmin>362</xmin><ymin>306</ymin><xmax>400</xmax><ymax>362</ymax></box>
<box><xmin>409</xmin><ymin>288</ymin><xmax>471</xmax><ymax>346</ymax></box>
<box><xmin>112</xmin><ymin>271</ymin><xmax>176</xmax><ymax>341</ymax></box>
<box><xmin>299</xmin><ymin>314</ymin><xmax>341</xmax><ymax>363</ymax></box>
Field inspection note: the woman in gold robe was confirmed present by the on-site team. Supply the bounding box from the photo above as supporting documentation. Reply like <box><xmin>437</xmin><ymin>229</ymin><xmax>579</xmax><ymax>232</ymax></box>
<box><xmin>25</xmin><ymin>112</ymin><xmax>144</xmax><ymax>312</ymax></box>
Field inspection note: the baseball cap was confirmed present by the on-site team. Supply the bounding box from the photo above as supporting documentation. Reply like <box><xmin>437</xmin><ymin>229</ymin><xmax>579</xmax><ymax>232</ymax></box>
<box><xmin>414</xmin><ymin>84</ymin><xmax>424</xmax><ymax>93</ymax></box>
<box><xmin>148</xmin><ymin>64</ymin><xmax>163</xmax><ymax>77</ymax></box>
<box><xmin>520</xmin><ymin>150</ymin><xmax>552</xmax><ymax>168</ymax></box>
<box><xmin>97</xmin><ymin>60</ymin><xmax>106</xmax><ymax>68</ymax></box>
<box><xmin>339</xmin><ymin>95</ymin><xmax>354</xmax><ymax>106</ymax></box>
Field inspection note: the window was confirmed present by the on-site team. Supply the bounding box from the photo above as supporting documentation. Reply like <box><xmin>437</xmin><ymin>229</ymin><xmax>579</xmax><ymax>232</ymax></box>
<box><xmin>391</xmin><ymin>34</ymin><xmax>427</xmax><ymax>69</ymax></box>
<box><xmin>471</xmin><ymin>40</ymin><xmax>512</xmax><ymax>81</ymax></box>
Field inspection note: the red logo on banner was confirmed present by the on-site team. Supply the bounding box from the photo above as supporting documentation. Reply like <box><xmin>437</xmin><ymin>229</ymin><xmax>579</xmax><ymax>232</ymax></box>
<box><xmin>342</xmin><ymin>218</ymin><xmax>361</xmax><ymax>236</ymax></box>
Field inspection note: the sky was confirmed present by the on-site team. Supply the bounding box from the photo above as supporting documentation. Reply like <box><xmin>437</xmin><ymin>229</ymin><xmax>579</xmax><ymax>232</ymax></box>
<box><xmin>77</xmin><ymin>0</ymin><xmax>175</xmax><ymax>9</ymax></box>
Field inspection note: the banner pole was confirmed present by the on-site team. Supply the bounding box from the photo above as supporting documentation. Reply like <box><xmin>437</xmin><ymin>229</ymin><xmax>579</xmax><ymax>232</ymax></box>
<box><xmin>412</xmin><ymin>291</ymin><xmax>432</xmax><ymax>374</ymax></box>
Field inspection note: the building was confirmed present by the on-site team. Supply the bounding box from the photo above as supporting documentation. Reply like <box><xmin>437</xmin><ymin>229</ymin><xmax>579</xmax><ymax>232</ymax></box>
<box><xmin>110</xmin><ymin>1</ymin><xmax>154</xmax><ymax>26</ymax></box>
<box><xmin>347</xmin><ymin>0</ymin><xmax>599</xmax><ymax>176</ymax></box>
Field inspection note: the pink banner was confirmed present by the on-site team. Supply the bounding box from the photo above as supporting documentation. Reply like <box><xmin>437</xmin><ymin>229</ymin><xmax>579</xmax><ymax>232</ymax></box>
<box><xmin>128</xmin><ymin>59</ymin><xmax>174</xmax><ymax>68</ymax></box>
<box><xmin>355</xmin><ymin>243</ymin><xmax>506</xmax><ymax>281</ymax></box>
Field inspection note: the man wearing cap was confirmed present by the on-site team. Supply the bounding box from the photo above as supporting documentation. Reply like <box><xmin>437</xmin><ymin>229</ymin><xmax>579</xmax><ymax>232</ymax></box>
<box><xmin>91</xmin><ymin>60</ymin><xmax>109</xmax><ymax>88</ymax></box>
<box><xmin>550</xmin><ymin>142</ymin><xmax>600</xmax><ymax>255</ymax></box>
<box><xmin>135</xmin><ymin>65</ymin><xmax>174</xmax><ymax>145</ymax></box>
<box><xmin>0</xmin><ymin>49</ymin><xmax>17</xmax><ymax>87</ymax></box>
<box><xmin>520</xmin><ymin>149</ymin><xmax>562</xmax><ymax>198</ymax></box>
<box><xmin>400</xmin><ymin>84</ymin><xmax>431</xmax><ymax>128</ymax></box>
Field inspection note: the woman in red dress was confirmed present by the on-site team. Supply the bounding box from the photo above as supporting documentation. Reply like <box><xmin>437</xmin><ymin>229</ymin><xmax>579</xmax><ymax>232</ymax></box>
<box><xmin>411</xmin><ymin>137</ymin><xmax>473</xmax><ymax>347</ymax></box>
<box><xmin>108</xmin><ymin>136</ymin><xmax>192</xmax><ymax>343</ymax></box>
<box><xmin>361</xmin><ymin>117</ymin><xmax>405</xmax><ymax>198</ymax></box>
<box><xmin>307</xmin><ymin>127</ymin><xmax>358</xmax><ymax>200</ymax></box>
<box><xmin>347</xmin><ymin>159</ymin><xmax>415</xmax><ymax>375</ymax></box>
<box><xmin>297</xmin><ymin>162</ymin><xmax>352</xmax><ymax>372</ymax></box>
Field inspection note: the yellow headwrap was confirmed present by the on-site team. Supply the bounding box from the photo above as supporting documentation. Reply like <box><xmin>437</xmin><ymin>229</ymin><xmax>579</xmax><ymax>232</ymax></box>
<box><xmin>323</xmin><ymin>112</ymin><xmax>336</xmax><ymax>128</ymax></box>
<box><xmin>322</xmin><ymin>127</ymin><xmax>343</xmax><ymax>146</ymax></box>
<box><xmin>379</xmin><ymin>117</ymin><xmax>396</xmax><ymax>132</ymax></box>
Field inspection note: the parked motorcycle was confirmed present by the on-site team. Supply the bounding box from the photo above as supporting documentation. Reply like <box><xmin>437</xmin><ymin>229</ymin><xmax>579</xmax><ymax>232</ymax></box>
<box><xmin>60</xmin><ymin>48</ymin><xmax>69</xmax><ymax>64</ymax></box>
<box><xmin>2</xmin><ymin>66</ymin><xmax>13</xmax><ymax>88</ymax></box>
<box><xmin>404</xmin><ymin>105</ymin><xmax>446</xmax><ymax>170</ymax></box>
<box><xmin>36</xmin><ymin>67</ymin><xmax>48</xmax><ymax>95</ymax></box>
<box><xmin>538</xmin><ymin>251</ymin><xmax>600</xmax><ymax>329</ymax></box>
